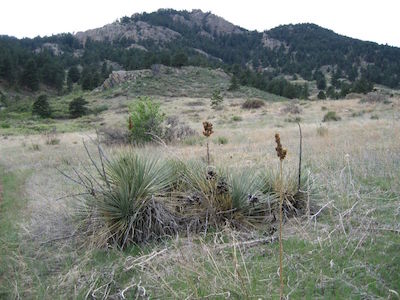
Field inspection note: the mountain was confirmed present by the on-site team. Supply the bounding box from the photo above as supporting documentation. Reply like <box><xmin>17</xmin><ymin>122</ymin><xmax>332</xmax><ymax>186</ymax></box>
<box><xmin>0</xmin><ymin>8</ymin><xmax>399</xmax><ymax>98</ymax></box>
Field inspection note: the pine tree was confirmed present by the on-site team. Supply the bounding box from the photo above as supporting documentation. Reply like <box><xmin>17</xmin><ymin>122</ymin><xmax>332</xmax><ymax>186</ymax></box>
<box><xmin>32</xmin><ymin>94</ymin><xmax>52</xmax><ymax>118</ymax></box>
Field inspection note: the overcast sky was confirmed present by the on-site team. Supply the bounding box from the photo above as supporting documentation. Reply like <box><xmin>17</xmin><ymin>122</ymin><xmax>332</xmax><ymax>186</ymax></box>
<box><xmin>1</xmin><ymin>0</ymin><xmax>400</xmax><ymax>47</ymax></box>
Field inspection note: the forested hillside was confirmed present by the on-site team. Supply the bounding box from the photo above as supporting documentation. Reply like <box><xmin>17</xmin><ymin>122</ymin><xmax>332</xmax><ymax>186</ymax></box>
<box><xmin>1</xmin><ymin>9</ymin><xmax>399</xmax><ymax>99</ymax></box>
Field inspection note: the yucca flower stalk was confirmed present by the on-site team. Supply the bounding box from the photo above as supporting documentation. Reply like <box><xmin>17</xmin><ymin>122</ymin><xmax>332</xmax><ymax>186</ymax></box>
<box><xmin>202</xmin><ymin>121</ymin><xmax>214</xmax><ymax>165</ymax></box>
<box><xmin>275</xmin><ymin>133</ymin><xmax>287</xmax><ymax>299</ymax></box>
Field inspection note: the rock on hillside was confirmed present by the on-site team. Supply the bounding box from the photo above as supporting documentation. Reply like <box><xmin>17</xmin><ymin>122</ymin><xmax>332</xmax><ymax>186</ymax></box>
<box><xmin>75</xmin><ymin>21</ymin><xmax>181</xmax><ymax>45</ymax></box>
<box><xmin>75</xmin><ymin>9</ymin><xmax>244</xmax><ymax>45</ymax></box>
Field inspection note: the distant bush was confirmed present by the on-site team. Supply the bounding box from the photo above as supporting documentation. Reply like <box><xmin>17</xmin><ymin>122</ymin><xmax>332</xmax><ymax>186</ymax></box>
<box><xmin>0</xmin><ymin>123</ymin><xmax>10</xmax><ymax>129</ymax></box>
<box><xmin>91</xmin><ymin>104</ymin><xmax>108</xmax><ymax>115</ymax></box>
<box><xmin>164</xmin><ymin>116</ymin><xmax>196</xmax><ymax>143</ymax></box>
<box><xmin>242</xmin><ymin>99</ymin><xmax>265</xmax><ymax>109</ymax></box>
<box><xmin>128</xmin><ymin>96</ymin><xmax>165</xmax><ymax>144</ymax></box>
<box><xmin>360</xmin><ymin>92</ymin><xmax>387</xmax><ymax>104</ymax></box>
<box><xmin>231</xmin><ymin>115</ymin><xmax>242</xmax><ymax>122</ymax></box>
<box><xmin>99</xmin><ymin>127</ymin><xmax>129</xmax><ymax>145</ymax></box>
<box><xmin>69</xmin><ymin>97</ymin><xmax>88</xmax><ymax>118</ymax></box>
<box><xmin>32</xmin><ymin>94</ymin><xmax>52</xmax><ymax>118</ymax></box>
<box><xmin>282</xmin><ymin>102</ymin><xmax>302</xmax><ymax>114</ymax></box>
<box><xmin>370</xmin><ymin>114</ymin><xmax>379</xmax><ymax>120</ymax></box>
<box><xmin>322</xmin><ymin>111</ymin><xmax>341</xmax><ymax>122</ymax></box>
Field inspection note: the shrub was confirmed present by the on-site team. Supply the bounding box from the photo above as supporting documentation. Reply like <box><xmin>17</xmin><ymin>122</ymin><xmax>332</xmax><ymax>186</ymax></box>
<box><xmin>164</xmin><ymin>116</ymin><xmax>196</xmax><ymax>143</ymax></box>
<box><xmin>282</xmin><ymin>102</ymin><xmax>302</xmax><ymax>114</ymax></box>
<box><xmin>99</xmin><ymin>127</ymin><xmax>129</xmax><ymax>145</ymax></box>
<box><xmin>370</xmin><ymin>114</ymin><xmax>379</xmax><ymax>120</ymax></box>
<box><xmin>322</xmin><ymin>111</ymin><xmax>341</xmax><ymax>122</ymax></box>
<box><xmin>69</xmin><ymin>97</ymin><xmax>88</xmax><ymax>118</ymax></box>
<box><xmin>32</xmin><ymin>94</ymin><xmax>52</xmax><ymax>118</ymax></box>
<box><xmin>231</xmin><ymin>115</ymin><xmax>242</xmax><ymax>122</ymax></box>
<box><xmin>128</xmin><ymin>96</ymin><xmax>165</xmax><ymax>144</ymax></box>
<box><xmin>241</xmin><ymin>99</ymin><xmax>265</xmax><ymax>109</ymax></box>
<box><xmin>91</xmin><ymin>104</ymin><xmax>108</xmax><ymax>115</ymax></box>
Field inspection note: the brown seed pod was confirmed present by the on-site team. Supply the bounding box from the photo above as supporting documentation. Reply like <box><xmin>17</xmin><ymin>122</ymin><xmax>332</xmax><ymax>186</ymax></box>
<box><xmin>202</xmin><ymin>121</ymin><xmax>214</xmax><ymax>137</ymax></box>
<box><xmin>275</xmin><ymin>133</ymin><xmax>287</xmax><ymax>161</ymax></box>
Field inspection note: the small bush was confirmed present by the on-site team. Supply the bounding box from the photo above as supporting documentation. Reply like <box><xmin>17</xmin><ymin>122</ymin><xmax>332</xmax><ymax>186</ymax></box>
<box><xmin>1</xmin><ymin>123</ymin><xmax>10</xmax><ymax>129</ymax></box>
<box><xmin>91</xmin><ymin>104</ymin><xmax>108</xmax><ymax>115</ymax></box>
<box><xmin>370</xmin><ymin>114</ymin><xmax>379</xmax><ymax>120</ymax></box>
<box><xmin>164</xmin><ymin>116</ymin><xmax>196</xmax><ymax>143</ymax></box>
<box><xmin>32</xmin><ymin>94</ymin><xmax>52</xmax><ymax>118</ymax></box>
<box><xmin>231</xmin><ymin>115</ymin><xmax>242</xmax><ymax>122</ymax></box>
<box><xmin>99</xmin><ymin>127</ymin><xmax>129</xmax><ymax>145</ymax></box>
<box><xmin>322</xmin><ymin>111</ymin><xmax>341</xmax><ymax>122</ymax></box>
<box><xmin>282</xmin><ymin>102</ymin><xmax>302</xmax><ymax>114</ymax></box>
<box><xmin>321</xmin><ymin>106</ymin><xmax>327</xmax><ymax>111</ymax></box>
<box><xmin>351</xmin><ymin>110</ymin><xmax>365</xmax><ymax>117</ymax></box>
<box><xmin>360</xmin><ymin>92</ymin><xmax>386</xmax><ymax>103</ymax></box>
<box><xmin>128</xmin><ymin>96</ymin><xmax>165</xmax><ymax>144</ymax></box>
<box><xmin>69</xmin><ymin>97</ymin><xmax>88</xmax><ymax>118</ymax></box>
<box><xmin>242</xmin><ymin>99</ymin><xmax>265</xmax><ymax>109</ymax></box>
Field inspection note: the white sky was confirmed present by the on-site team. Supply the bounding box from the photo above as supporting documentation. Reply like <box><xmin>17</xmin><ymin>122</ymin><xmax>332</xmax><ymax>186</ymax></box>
<box><xmin>1</xmin><ymin>0</ymin><xmax>400</xmax><ymax>47</ymax></box>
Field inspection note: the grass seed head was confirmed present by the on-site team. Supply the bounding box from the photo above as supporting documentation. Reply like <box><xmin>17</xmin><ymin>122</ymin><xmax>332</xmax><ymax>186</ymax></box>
<box><xmin>275</xmin><ymin>133</ymin><xmax>287</xmax><ymax>161</ymax></box>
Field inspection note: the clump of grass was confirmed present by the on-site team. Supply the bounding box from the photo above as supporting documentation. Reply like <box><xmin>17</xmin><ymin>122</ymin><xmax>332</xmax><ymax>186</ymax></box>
<box><xmin>285</xmin><ymin>116</ymin><xmax>301</xmax><ymax>123</ymax></box>
<box><xmin>231</xmin><ymin>115</ymin><xmax>242</xmax><ymax>122</ymax></box>
<box><xmin>322</xmin><ymin>111</ymin><xmax>341</xmax><ymax>122</ymax></box>
<box><xmin>321</xmin><ymin>106</ymin><xmax>327</xmax><ymax>111</ymax></box>
<box><xmin>30</xmin><ymin>144</ymin><xmax>40</xmax><ymax>151</ymax></box>
<box><xmin>316</xmin><ymin>125</ymin><xmax>328</xmax><ymax>137</ymax></box>
<box><xmin>215</xmin><ymin>136</ymin><xmax>228</xmax><ymax>145</ymax></box>
<box><xmin>242</xmin><ymin>99</ymin><xmax>265</xmax><ymax>109</ymax></box>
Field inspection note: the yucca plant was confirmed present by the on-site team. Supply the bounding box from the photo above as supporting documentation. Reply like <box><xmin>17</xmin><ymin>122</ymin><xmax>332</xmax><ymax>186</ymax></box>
<box><xmin>73</xmin><ymin>149</ymin><xmax>179</xmax><ymax>248</ymax></box>
<box><xmin>181</xmin><ymin>161</ymin><xmax>274</xmax><ymax>228</ymax></box>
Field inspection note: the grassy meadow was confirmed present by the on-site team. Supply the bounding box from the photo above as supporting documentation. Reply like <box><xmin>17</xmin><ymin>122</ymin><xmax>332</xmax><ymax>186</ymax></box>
<box><xmin>0</xmin><ymin>68</ymin><xmax>399</xmax><ymax>299</ymax></box>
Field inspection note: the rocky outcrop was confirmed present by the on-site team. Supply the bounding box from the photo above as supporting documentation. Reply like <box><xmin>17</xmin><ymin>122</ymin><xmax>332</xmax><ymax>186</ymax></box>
<box><xmin>261</xmin><ymin>33</ymin><xmax>286</xmax><ymax>50</ymax></box>
<box><xmin>101</xmin><ymin>69</ymin><xmax>152</xmax><ymax>89</ymax></box>
<box><xmin>75</xmin><ymin>21</ymin><xmax>181</xmax><ymax>45</ymax></box>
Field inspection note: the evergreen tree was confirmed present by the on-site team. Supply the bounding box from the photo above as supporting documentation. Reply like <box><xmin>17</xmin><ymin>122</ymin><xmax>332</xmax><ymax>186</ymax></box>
<box><xmin>210</xmin><ymin>89</ymin><xmax>224</xmax><ymax>109</ymax></box>
<box><xmin>69</xmin><ymin>96</ymin><xmax>88</xmax><ymax>118</ymax></box>
<box><xmin>68</xmin><ymin>66</ymin><xmax>80</xmax><ymax>83</ymax></box>
<box><xmin>21</xmin><ymin>59</ymin><xmax>39</xmax><ymax>91</ymax></box>
<box><xmin>172</xmin><ymin>52</ymin><xmax>188</xmax><ymax>68</ymax></box>
<box><xmin>317</xmin><ymin>91</ymin><xmax>326</xmax><ymax>100</ymax></box>
<box><xmin>32</xmin><ymin>94</ymin><xmax>52</xmax><ymax>118</ymax></box>
<box><xmin>228</xmin><ymin>75</ymin><xmax>239</xmax><ymax>91</ymax></box>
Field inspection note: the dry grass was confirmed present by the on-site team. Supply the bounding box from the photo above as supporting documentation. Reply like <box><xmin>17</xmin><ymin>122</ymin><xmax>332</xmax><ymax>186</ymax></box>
<box><xmin>0</xmin><ymin>95</ymin><xmax>399</xmax><ymax>298</ymax></box>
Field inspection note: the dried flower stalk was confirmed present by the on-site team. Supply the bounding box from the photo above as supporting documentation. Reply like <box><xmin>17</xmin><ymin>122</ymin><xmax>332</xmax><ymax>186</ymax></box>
<box><xmin>203</xmin><ymin>121</ymin><xmax>214</xmax><ymax>165</ymax></box>
<box><xmin>275</xmin><ymin>133</ymin><xmax>286</xmax><ymax>299</ymax></box>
